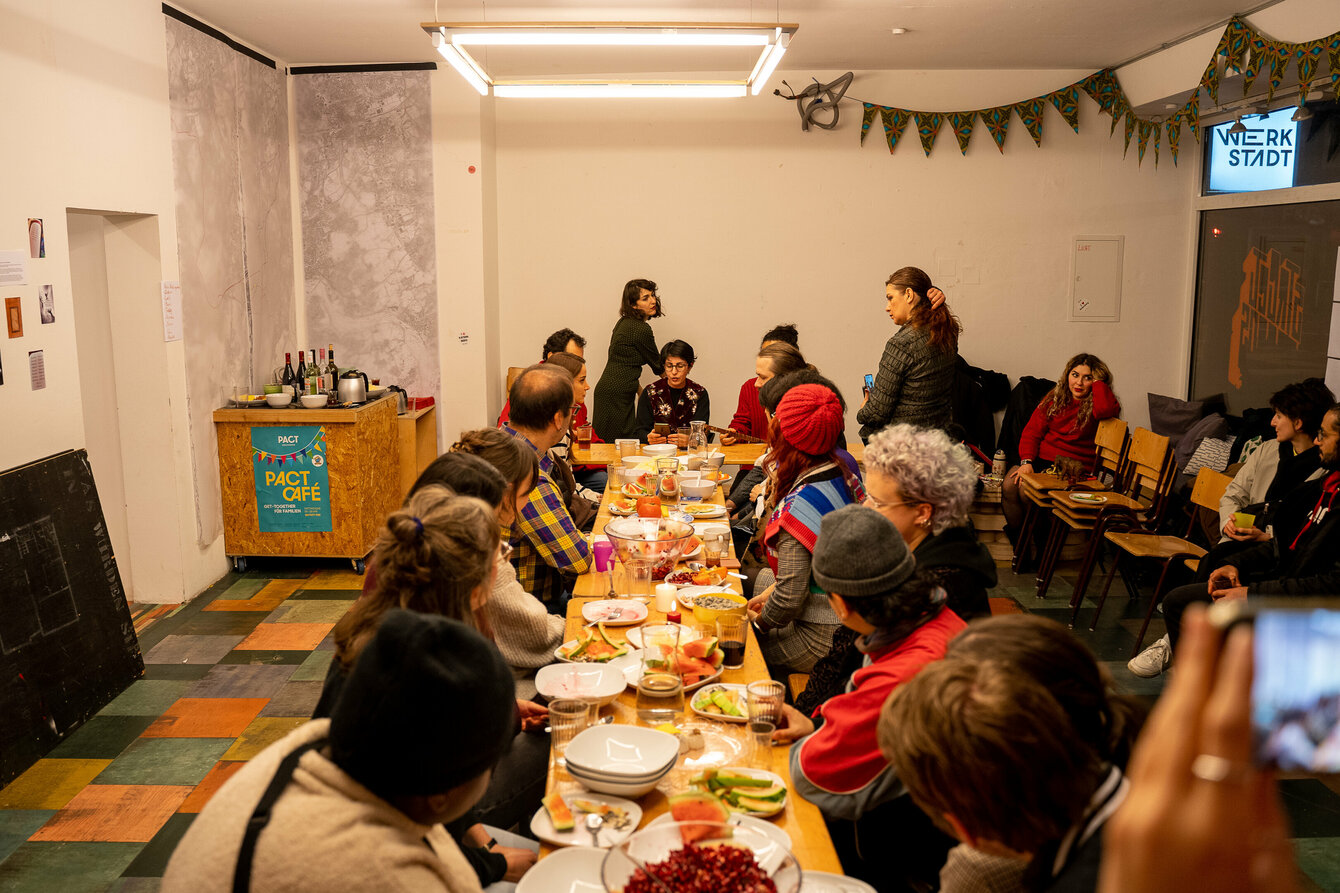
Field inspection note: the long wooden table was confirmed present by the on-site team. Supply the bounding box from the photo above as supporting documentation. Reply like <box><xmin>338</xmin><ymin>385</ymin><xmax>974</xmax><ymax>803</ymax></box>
<box><xmin>570</xmin><ymin>441</ymin><xmax>863</xmax><ymax>467</ymax></box>
<box><xmin>540</xmin><ymin>479</ymin><xmax>843</xmax><ymax>873</ymax></box>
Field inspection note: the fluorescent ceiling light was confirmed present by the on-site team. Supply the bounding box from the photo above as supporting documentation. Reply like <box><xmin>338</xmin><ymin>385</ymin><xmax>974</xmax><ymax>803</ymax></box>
<box><xmin>492</xmin><ymin>83</ymin><xmax>749</xmax><ymax>99</ymax></box>
<box><xmin>424</xmin><ymin>22</ymin><xmax>797</xmax><ymax>98</ymax></box>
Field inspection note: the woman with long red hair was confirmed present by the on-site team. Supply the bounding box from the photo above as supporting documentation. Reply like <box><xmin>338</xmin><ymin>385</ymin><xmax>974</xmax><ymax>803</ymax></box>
<box><xmin>856</xmin><ymin>267</ymin><xmax>959</xmax><ymax>441</ymax></box>
<box><xmin>746</xmin><ymin>382</ymin><xmax>866</xmax><ymax>675</ymax></box>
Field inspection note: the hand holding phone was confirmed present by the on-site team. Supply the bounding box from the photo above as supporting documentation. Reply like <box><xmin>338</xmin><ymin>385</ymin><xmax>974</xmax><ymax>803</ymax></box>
<box><xmin>863</xmin><ymin>373</ymin><xmax>874</xmax><ymax>396</ymax></box>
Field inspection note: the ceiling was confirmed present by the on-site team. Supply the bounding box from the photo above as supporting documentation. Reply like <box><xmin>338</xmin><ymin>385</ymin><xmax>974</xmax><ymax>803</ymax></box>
<box><xmin>173</xmin><ymin>0</ymin><xmax>1260</xmax><ymax>74</ymax></box>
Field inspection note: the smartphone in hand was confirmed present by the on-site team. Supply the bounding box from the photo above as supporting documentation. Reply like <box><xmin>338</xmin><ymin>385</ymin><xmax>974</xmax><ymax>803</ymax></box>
<box><xmin>863</xmin><ymin>373</ymin><xmax>874</xmax><ymax>396</ymax></box>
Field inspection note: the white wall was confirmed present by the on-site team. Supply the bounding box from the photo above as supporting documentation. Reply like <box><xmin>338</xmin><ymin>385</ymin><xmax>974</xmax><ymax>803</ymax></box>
<box><xmin>0</xmin><ymin>0</ymin><xmax>220</xmax><ymax>602</ymax></box>
<box><xmin>491</xmin><ymin>68</ymin><xmax>1199</xmax><ymax>441</ymax></box>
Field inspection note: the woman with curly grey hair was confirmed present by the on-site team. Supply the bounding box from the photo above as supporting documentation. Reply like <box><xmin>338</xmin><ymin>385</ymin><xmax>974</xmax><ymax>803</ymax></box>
<box><xmin>795</xmin><ymin>423</ymin><xmax>996</xmax><ymax>715</ymax></box>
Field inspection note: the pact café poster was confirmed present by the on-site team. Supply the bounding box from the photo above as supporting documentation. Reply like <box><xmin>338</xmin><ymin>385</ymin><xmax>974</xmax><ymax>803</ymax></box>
<box><xmin>251</xmin><ymin>426</ymin><xmax>332</xmax><ymax>532</ymax></box>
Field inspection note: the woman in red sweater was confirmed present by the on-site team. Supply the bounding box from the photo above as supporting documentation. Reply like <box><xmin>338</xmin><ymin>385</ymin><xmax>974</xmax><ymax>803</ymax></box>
<box><xmin>1002</xmin><ymin>353</ymin><xmax>1119</xmax><ymax>529</ymax></box>
<box><xmin>720</xmin><ymin>324</ymin><xmax>803</xmax><ymax>445</ymax></box>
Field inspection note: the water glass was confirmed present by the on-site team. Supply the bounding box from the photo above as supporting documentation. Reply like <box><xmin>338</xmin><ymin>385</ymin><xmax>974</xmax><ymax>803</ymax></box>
<box><xmin>676</xmin><ymin>427</ymin><xmax>691</xmax><ymax>446</ymax></box>
<box><xmin>549</xmin><ymin>698</ymin><xmax>591</xmax><ymax>766</ymax></box>
<box><xmin>747</xmin><ymin>680</ymin><xmax>786</xmax><ymax>727</ymax></box>
<box><xmin>616</xmin><ymin>438</ymin><xmax>640</xmax><ymax>458</ymax></box>
<box><xmin>747</xmin><ymin>719</ymin><xmax>777</xmax><ymax>770</ymax></box>
<box><xmin>621</xmin><ymin>558</ymin><xmax>652</xmax><ymax>597</ymax></box>
<box><xmin>716</xmin><ymin>616</ymin><xmax>748</xmax><ymax>669</ymax></box>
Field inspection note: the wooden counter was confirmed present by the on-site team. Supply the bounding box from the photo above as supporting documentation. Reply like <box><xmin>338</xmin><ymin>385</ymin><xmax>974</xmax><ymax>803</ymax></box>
<box><xmin>212</xmin><ymin>396</ymin><xmax>401</xmax><ymax>572</ymax></box>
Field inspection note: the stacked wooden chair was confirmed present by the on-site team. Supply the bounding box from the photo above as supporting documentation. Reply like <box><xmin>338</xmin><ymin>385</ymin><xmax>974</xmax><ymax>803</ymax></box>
<box><xmin>1085</xmin><ymin>466</ymin><xmax>1234</xmax><ymax>654</ymax></box>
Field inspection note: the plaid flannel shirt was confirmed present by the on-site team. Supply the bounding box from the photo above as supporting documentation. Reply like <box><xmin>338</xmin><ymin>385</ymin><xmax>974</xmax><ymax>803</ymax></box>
<box><xmin>503</xmin><ymin>425</ymin><xmax>592</xmax><ymax>603</ymax></box>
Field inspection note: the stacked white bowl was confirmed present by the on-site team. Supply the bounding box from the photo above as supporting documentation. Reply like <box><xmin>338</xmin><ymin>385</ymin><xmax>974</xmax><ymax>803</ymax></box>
<box><xmin>562</xmin><ymin>725</ymin><xmax>679</xmax><ymax>796</ymax></box>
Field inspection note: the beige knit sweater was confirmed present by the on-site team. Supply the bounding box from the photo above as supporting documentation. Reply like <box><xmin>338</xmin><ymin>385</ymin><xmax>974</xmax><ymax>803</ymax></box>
<box><xmin>484</xmin><ymin>553</ymin><xmax>565</xmax><ymax>698</ymax></box>
<box><xmin>162</xmin><ymin>720</ymin><xmax>482</xmax><ymax>893</ymax></box>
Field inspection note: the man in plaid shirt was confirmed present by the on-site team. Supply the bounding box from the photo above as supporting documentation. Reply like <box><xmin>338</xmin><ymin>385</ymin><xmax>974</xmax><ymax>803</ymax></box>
<box><xmin>503</xmin><ymin>364</ymin><xmax>592</xmax><ymax>609</ymax></box>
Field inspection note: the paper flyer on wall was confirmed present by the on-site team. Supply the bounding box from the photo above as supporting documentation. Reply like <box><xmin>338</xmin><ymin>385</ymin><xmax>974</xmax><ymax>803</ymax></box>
<box><xmin>28</xmin><ymin>350</ymin><xmax>45</xmax><ymax>390</ymax></box>
<box><xmin>0</xmin><ymin>251</ymin><xmax>27</xmax><ymax>287</ymax></box>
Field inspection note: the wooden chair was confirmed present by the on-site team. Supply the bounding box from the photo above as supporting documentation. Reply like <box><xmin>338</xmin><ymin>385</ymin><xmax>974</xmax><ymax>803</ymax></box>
<box><xmin>788</xmin><ymin>673</ymin><xmax>809</xmax><ymax>701</ymax></box>
<box><xmin>1035</xmin><ymin>427</ymin><xmax>1174</xmax><ymax>604</ymax></box>
<box><xmin>1086</xmin><ymin>467</ymin><xmax>1234</xmax><ymax>654</ymax></box>
<box><xmin>505</xmin><ymin>366</ymin><xmax>526</xmax><ymax>398</ymax></box>
<box><xmin>1011</xmin><ymin>418</ymin><xmax>1128</xmax><ymax>574</ymax></box>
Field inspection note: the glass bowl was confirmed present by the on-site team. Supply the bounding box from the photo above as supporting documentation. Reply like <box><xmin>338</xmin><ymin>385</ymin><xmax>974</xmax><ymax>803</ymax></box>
<box><xmin>601</xmin><ymin>820</ymin><xmax>801</xmax><ymax>892</ymax></box>
<box><xmin>602</xmin><ymin>517</ymin><xmax>696</xmax><ymax>581</ymax></box>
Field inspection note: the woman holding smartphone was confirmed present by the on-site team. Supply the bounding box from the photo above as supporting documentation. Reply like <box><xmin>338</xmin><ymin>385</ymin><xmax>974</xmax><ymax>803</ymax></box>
<box><xmin>856</xmin><ymin>268</ymin><xmax>957</xmax><ymax>442</ymax></box>
<box><xmin>592</xmin><ymin>279</ymin><xmax>662</xmax><ymax>442</ymax></box>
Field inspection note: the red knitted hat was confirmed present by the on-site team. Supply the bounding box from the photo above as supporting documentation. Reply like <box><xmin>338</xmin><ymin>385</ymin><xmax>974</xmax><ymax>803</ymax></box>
<box><xmin>775</xmin><ymin>384</ymin><xmax>844</xmax><ymax>455</ymax></box>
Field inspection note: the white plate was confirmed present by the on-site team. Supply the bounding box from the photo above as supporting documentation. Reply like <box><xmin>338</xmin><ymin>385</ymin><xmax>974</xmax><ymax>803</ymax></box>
<box><xmin>1068</xmin><ymin>492</ymin><xmax>1108</xmax><ymax>504</ymax></box>
<box><xmin>674</xmin><ymin>583</ymin><xmax>736</xmax><ymax>605</ymax></box>
<box><xmin>625</xmin><ymin>623</ymin><xmax>700</xmax><ymax>650</ymax></box>
<box><xmin>581</xmin><ymin>599</ymin><xmax>649</xmax><ymax>626</ymax></box>
<box><xmin>681</xmin><ymin>503</ymin><xmax>727</xmax><ymax>519</ymax></box>
<box><xmin>555</xmin><ymin>638</ymin><xmax>634</xmax><ymax>663</ymax></box>
<box><xmin>514</xmin><ymin>844</ymin><xmax>605</xmax><ymax>893</ymax></box>
<box><xmin>689</xmin><ymin>683</ymin><xmax>749</xmax><ymax>723</ymax></box>
<box><xmin>647</xmin><ymin>811</ymin><xmax>792</xmax><ymax>854</ymax></box>
<box><xmin>607</xmin><ymin>499</ymin><xmax>638</xmax><ymax>515</ymax></box>
<box><xmin>613</xmin><ymin>648</ymin><xmax>724</xmax><ymax>693</ymax></box>
<box><xmin>801</xmin><ymin>871</ymin><xmax>878</xmax><ymax>892</ymax></box>
<box><xmin>698</xmin><ymin>766</ymin><xmax>788</xmax><ymax>818</ymax></box>
<box><xmin>529</xmin><ymin>792</ymin><xmax>642</xmax><ymax>848</ymax></box>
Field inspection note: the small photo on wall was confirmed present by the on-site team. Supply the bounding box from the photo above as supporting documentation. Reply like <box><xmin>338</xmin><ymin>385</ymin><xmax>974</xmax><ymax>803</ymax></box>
<box><xmin>39</xmin><ymin>285</ymin><xmax>54</xmax><ymax>324</ymax></box>
<box><xmin>5</xmin><ymin>296</ymin><xmax>21</xmax><ymax>338</ymax></box>
<box><xmin>28</xmin><ymin>218</ymin><xmax>44</xmax><ymax>259</ymax></box>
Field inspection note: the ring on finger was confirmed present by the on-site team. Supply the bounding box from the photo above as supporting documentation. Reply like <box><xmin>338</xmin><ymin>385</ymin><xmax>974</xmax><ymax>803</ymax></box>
<box><xmin>1190</xmin><ymin>753</ymin><xmax>1253</xmax><ymax>784</ymax></box>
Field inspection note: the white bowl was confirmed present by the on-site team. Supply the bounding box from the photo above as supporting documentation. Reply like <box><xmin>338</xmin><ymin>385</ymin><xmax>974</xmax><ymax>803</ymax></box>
<box><xmin>642</xmin><ymin>443</ymin><xmax>678</xmax><ymax>458</ymax></box>
<box><xmin>564</xmin><ymin>725</ymin><xmax>679</xmax><ymax>778</ymax></box>
<box><xmin>534</xmin><ymin>663</ymin><xmax>625</xmax><ymax>707</ymax></box>
<box><xmin>675</xmin><ymin>469</ymin><xmax>702</xmax><ymax>483</ymax></box>
<box><xmin>621</xmin><ymin>456</ymin><xmax>651</xmax><ymax>471</ymax></box>
<box><xmin>680</xmin><ymin>479</ymin><xmax>715</xmax><ymax>501</ymax></box>
<box><xmin>564</xmin><ymin>755</ymin><xmax>676</xmax><ymax>784</ymax></box>
<box><xmin>265</xmin><ymin>393</ymin><xmax>292</xmax><ymax>407</ymax></box>
<box><xmin>566</xmin><ymin>762</ymin><xmax>673</xmax><ymax>797</ymax></box>
<box><xmin>299</xmin><ymin>394</ymin><xmax>328</xmax><ymax>408</ymax></box>
<box><xmin>514</xmin><ymin>844</ymin><xmax>605</xmax><ymax>893</ymax></box>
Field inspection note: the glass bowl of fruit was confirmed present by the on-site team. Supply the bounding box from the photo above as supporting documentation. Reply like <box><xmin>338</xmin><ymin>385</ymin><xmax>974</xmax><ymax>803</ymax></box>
<box><xmin>603</xmin><ymin>517</ymin><xmax>696</xmax><ymax>581</ymax></box>
<box><xmin>602</xmin><ymin>820</ymin><xmax>800</xmax><ymax>892</ymax></box>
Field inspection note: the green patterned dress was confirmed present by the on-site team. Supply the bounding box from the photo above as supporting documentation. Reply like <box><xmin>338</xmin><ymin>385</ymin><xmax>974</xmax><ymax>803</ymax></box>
<box><xmin>592</xmin><ymin>316</ymin><xmax>661</xmax><ymax>441</ymax></box>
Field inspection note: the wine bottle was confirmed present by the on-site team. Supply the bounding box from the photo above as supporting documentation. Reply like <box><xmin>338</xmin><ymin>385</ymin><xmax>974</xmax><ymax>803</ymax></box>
<box><xmin>296</xmin><ymin>351</ymin><xmax>307</xmax><ymax>396</ymax></box>
<box><xmin>317</xmin><ymin>348</ymin><xmax>327</xmax><ymax>392</ymax></box>
<box><xmin>281</xmin><ymin>352</ymin><xmax>296</xmax><ymax>394</ymax></box>
<box><xmin>309</xmin><ymin>347</ymin><xmax>318</xmax><ymax>391</ymax></box>
<box><xmin>326</xmin><ymin>345</ymin><xmax>337</xmax><ymax>385</ymax></box>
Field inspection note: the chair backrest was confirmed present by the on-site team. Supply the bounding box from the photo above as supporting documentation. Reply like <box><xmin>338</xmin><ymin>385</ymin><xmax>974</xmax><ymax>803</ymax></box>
<box><xmin>1189</xmin><ymin>467</ymin><xmax>1234</xmax><ymax>512</ymax></box>
<box><xmin>1093</xmin><ymin>418</ymin><xmax>1129</xmax><ymax>484</ymax></box>
<box><xmin>1120</xmin><ymin>427</ymin><xmax>1178</xmax><ymax>524</ymax></box>
<box><xmin>505</xmin><ymin>366</ymin><xmax>526</xmax><ymax>397</ymax></box>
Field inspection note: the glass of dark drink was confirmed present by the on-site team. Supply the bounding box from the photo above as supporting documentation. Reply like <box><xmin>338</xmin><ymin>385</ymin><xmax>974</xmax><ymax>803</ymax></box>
<box><xmin>575</xmin><ymin>424</ymin><xmax>593</xmax><ymax>447</ymax></box>
<box><xmin>716</xmin><ymin>615</ymin><xmax>748</xmax><ymax>669</ymax></box>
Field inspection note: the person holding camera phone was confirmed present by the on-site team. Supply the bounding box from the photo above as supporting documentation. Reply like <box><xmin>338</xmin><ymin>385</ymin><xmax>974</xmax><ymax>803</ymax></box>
<box><xmin>1130</xmin><ymin>404</ymin><xmax>1340</xmax><ymax>677</ymax></box>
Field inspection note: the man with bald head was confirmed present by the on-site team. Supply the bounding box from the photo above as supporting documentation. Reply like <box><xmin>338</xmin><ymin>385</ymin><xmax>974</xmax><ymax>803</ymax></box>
<box><xmin>502</xmin><ymin>363</ymin><xmax>592</xmax><ymax>611</ymax></box>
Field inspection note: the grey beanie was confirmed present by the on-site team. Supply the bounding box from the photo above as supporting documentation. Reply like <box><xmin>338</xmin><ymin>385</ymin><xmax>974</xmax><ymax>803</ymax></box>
<box><xmin>811</xmin><ymin>504</ymin><xmax>916</xmax><ymax>598</ymax></box>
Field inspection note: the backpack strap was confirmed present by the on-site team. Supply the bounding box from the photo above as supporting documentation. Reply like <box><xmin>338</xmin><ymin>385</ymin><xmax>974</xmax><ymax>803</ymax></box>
<box><xmin>232</xmin><ymin>736</ymin><xmax>329</xmax><ymax>893</ymax></box>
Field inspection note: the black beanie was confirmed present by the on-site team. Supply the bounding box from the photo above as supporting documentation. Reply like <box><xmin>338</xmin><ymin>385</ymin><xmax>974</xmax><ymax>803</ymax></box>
<box><xmin>329</xmin><ymin>609</ymin><xmax>516</xmax><ymax>799</ymax></box>
<box><xmin>811</xmin><ymin>504</ymin><xmax>916</xmax><ymax>598</ymax></box>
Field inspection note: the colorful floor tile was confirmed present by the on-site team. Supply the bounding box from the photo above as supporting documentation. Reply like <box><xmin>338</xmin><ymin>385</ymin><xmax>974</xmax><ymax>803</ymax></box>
<box><xmin>264</xmin><ymin>599</ymin><xmax>353</xmax><ymax>624</ymax></box>
<box><xmin>0</xmin><ymin>811</ymin><xmax>56</xmax><ymax>864</ymax></box>
<box><xmin>141</xmin><ymin>635</ymin><xmax>246</xmax><ymax>665</ymax></box>
<box><xmin>92</xmin><ymin>739</ymin><xmax>234</xmax><ymax>787</ymax></box>
<box><xmin>48</xmin><ymin>717</ymin><xmax>158</xmax><ymax>761</ymax></box>
<box><xmin>140</xmin><ymin>698</ymin><xmax>268</xmax><ymax>739</ymax></box>
<box><xmin>96</xmin><ymin>682</ymin><xmax>193</xmax><ymax>718</ymax></box>
<box><xmin>0</xmin><ymin>841</ymin><xmax>144</xmax><ymax>893</ymax></box>
<box><xmin>234</xmin><ymin>622</ymin><xmax>335</xmax><ymax>652</ymax></box>
<box><xmin>221</xmin><ymin>717</ymin><xmax>308</xmax><ymax>761</ymax></box>
<box><xmin>184</xmin><ymin>665</ymin><xmax>297</xmax><ymax>699</ymax></box>
<box><xmin>176</xmin><ymin>762</ymin><xmax>245</xmax><ymax>814</ymax></box>
<box><xmin>288</xmin><ymin>650</ymin><xmax>335</xmax><ymax>682</ymax></box>
<box><xmin>258</xmin><ymin>681</ymin><xmax>324</xmax><ymax>717</ymax></box>
<box><xmin>0</xmin><ymin>761</ymin><xmax>114</xmax><ymax>810</ymax></box>
<box><xmin>29</xmin><ymin>786</ymin><xmax>191</xmax><ymax>843</ymax></box>
<box><xmin>201</xmin><ymin>579</ymin><xmax>304</xmax><ymax>613</ymax></box>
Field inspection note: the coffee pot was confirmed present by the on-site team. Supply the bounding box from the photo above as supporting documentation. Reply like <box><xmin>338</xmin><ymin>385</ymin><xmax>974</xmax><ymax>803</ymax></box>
<box><xmin>337</xmin><ymin>369</ymin><xmax>369</xmax><ymax>404</ymax></box>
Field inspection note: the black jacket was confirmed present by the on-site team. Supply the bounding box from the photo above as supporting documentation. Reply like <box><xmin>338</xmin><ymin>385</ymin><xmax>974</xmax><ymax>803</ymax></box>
<box><xmin>998</xmin><ymin>377</ymin><xmax>1056</xmax><ymax>468</ymax></box>
<box><xmin>914</xmin><ymin>524</ymin><xmax>998</xmax><ymax>621</ymax></box>
<box><xmin>1227</xmin><ymin>472</ymin><xmax>1340</xmax><ymax>597</ymax></box>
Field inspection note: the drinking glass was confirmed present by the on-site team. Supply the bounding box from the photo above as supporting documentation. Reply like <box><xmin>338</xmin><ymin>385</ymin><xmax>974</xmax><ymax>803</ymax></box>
<box><xmin>636</xmin><ymin>624</ymin><xmax>684</xmax><ymax>725</ymax></box>
<box><xmin>702</xmin><ymin>531</ymin><xmax>729</xmax><ymax>568</ymax></box>
<box><xmin>747</xmin><ymin>680</ymin><xmax>786</xmax><ymax>727</ymax></box>
<box><xmin>549</xmin><ymin>698</ymin><xmax>591</xmax><ymax>766</ymax></box>
<box><xmin>716</xmin><ymin>616</ymin><xmax>748</xmax><ymax>669</ymax></box>
<box><xmin>622</xmin><ymin>557</ymin><xmax>653</xmax><ymax>597</ymax></box>
<box><xmin>616</xmin><ymin>438</ymin><xmax>640</xmax><ymax>458</ymax></box>
<box><xmin>575</xmin><ymin>424</ymin><xmax>594</xmax><ymax>447</ymax></box>
<box><xmin>747</xmin><ymin>719</ymin><xmax>777</xmax><ymax>770</ymax></box>
<box><xmin>676</xmin><ymin>427</ymin><xmax>691</xmax><ymax>448</ymax></box>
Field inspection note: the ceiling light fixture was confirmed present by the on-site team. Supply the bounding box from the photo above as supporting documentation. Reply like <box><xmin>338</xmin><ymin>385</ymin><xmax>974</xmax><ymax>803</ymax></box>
<box><xmin>1292</xmin><ymin>105</ymin><xmax>1313</xmax><ymax>121</ymax></box>
<box><xmin>423</xmin><ymin>22</ymin><xmax>798</xmax><ymax>98</ymax></box>
<box><xmin>1227</xmin><ymin>116</ymin><xmax>1248</xmax><ymax>134</ymax></box>
<box><xmin>890</xmin><ymin>28</ymin><xmax>908</xmax><ymax>35</ymax></box>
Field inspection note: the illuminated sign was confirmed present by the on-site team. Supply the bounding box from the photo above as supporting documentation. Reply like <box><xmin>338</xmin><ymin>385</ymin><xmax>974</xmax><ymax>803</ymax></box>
<box><xmin>1206</xmin><ymin>108</ymin><xmax>1299</xmax><ymax>193</ymax></box>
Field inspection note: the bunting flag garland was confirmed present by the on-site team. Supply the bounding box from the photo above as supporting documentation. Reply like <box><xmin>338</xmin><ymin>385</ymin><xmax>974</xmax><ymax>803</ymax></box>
<box><xmin>880</xmin><ymin>106</ymin><xmax>911</xmax><ymax>153</ymax></box>
<box><xmin>842</xmin><ymin>13</ymin><xmax>1340</xmax><ymax>166</ymax></box>
<box><xmin>1048</xmin><ymin>86</ymin><xmax>1081</xmax><ymax>132</ymax></box>
<box><xmin>979</xmin><ymin>105</ymin><xmax>1011</xmax><ymax>151</ymax></box>
<box><xmin>860</xmin><ymin>102</ymin><xmax>878</xmax><ymax>145</ymax></box>
<box><xmin>949</xmin><ymin>110</ymin><xmax>976</xmax><ymax>154</ymax></box>
<box><xmin>914</xmin><ymin>111</ymin><xmax>943</xmax><ymax>156</ymax></box>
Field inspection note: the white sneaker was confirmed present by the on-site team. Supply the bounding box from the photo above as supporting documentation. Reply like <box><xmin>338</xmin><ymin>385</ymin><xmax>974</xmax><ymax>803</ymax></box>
<box><xmin>1128</xmin><ymin>634</ymin><xmax>1172</xmax><ymax>677</ymax></box>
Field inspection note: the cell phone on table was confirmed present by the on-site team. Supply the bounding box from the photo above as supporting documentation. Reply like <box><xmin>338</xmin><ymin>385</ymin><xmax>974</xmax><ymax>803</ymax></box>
<box><xmin>863</xmin><ymin>373</ymin><xmax>874</xmax><ymax>395</ymax></box>
<box><xmin>1210</xmin><ymin>598</ymin><xmax>1340</xmax><ymax>774</ymax></box>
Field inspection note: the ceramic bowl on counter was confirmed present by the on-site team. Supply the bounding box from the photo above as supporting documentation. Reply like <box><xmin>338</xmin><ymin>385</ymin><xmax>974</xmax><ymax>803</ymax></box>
<box><xmin>265</xmin><ymin>393</ymin><xmax>293</xmax><ymax>407</ymax></box>
<box><xmin>299</xmin><ymin>394</ymin><xmax>329</xmax><ymax>408</ymax></box>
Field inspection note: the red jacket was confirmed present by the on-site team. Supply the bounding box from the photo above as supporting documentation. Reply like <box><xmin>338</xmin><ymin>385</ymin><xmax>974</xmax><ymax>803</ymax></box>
<box><xmin>1017</xmin><ymin>381</ymin><xmax>1120</xmax><ymax>473</ymax></box>
<box><xmin>791</xmin><ymin>608</ymin><xmax>966</xmax><ymax>819</ymax></box>
<box><xmin>728</xmin><ymin>379</ymin><xmax>769</xmax><ymax>439</ymax></box>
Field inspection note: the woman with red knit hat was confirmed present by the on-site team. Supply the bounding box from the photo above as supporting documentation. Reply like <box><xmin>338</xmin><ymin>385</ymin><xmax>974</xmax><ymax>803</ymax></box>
<box><xmin>747</xmin><ymin>383</ymin><xmax>867</xmax><ymax>674</ymax></box>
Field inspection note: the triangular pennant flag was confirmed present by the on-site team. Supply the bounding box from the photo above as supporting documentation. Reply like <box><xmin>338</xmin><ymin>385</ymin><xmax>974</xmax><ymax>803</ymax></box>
<box><xmin>1014</xmin><ymin>97</ymin><xmax>1046</xmax><ymax>147</ymax></box>
<box><xmin>860</xmin><ymin>103</ymin><xmax>878</xmax><ymax>146</ymax></box>
<box><xmin>1200</xmin><ymin>56</ymin><xmax>1221</xmax><ymax>107</ymax></box>
<box><xmin>1165</xmin><ymin>117</ymin><xmax>1182</xmax><ymax>166</ymax></box>
<box><xmin>1296</xmin><ymin>42</ymin><xmax>1325</xmax><ymax>95</ymax></box>
<box><xmin>1185</xmin><ymin>91</ymin><xmax>1200</xmax><ymax>140</ymax></box>
<box><xmin>1048</xmin><ymin>86</ymin><xmax>1081</xmax><ymax>132</ymax></box>
<box><xmin>1153</xmin><ymin>122</ymin><xmax>1161</xmax><ymax>167</ymax></box>
<box><xmin>948</xmin><ymin>110</ymin><xmax>975</xmax><ymax>155</ymax></box>
<box><xmin>1330</xmin><ymin>39</ymin><xmax>1340</xmax><ymax>99</ymax></box>
<box><xmin>1241</xmin><ymin>35</ymin><xmax>1268</xmax><ymax>95</ymax></box>
<box><xmin>979</xmin><ymin>106</ymin><xmax>1010</xmax><ymax>152</ymax></box>
<box><xmin>1266</xmin><ymin>42</ymin><xmax>1291</xmax><ymax>101</ymax></box>
<box><xmin>1223</xmin><ymin>17</ymin><xmax>1251</xmax><ymax>73</ymax></box>
<box><xmin>880</xmin><ymin>107</ymin><xmax>911</xmax><ymax>154</ymax></box>
<box><xmin>914</xmin><ymin>111</ymin><xmax>943</xmax><ymax>156</ymax></box>
<box><xmin>1137</xmin><ymin>119</ymin><xmax>1153</xmax><ymax>165</ymax></box>
<box><xmin>1123</xmin><ymin>111</ymin><xmax>1137</xmax><ymax>156</ymax></box>
<box><xmin>1080</xmin><ymin>70</ymin><xmax>1119</xmax><ymax>115</ymax></box>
